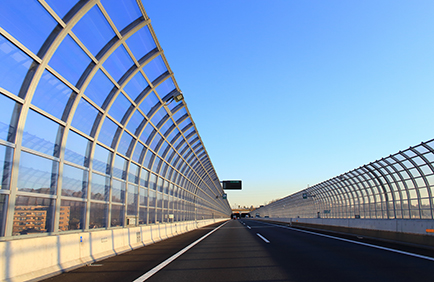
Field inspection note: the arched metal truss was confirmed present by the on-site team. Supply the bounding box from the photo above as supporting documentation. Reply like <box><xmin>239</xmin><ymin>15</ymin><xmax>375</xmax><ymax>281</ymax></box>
<box><xmin>0</xmin><ymin>0</ymin><xmax>230</xmax><ymax>238</ymax></box>
<box><xmin>256</xmin><ymin>140</ymin><xmax>434</xmax><ymax>220</ymax></box>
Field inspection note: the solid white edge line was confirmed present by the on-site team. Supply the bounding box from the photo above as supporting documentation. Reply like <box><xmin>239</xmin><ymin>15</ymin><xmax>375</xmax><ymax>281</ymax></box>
<box><xmin>133</xmin><ymin>221</ymin><xmax>229</xmax><ymax>282</ymax></box>
<box><xmin>260</xmin><ymin>221</ymin><xmax>434</xmax><ymax>262</ymax></box>
<box><xmin>256</xmin><ymin>233</ymin><xmax>270</xmax><ymax>243</ymax></box>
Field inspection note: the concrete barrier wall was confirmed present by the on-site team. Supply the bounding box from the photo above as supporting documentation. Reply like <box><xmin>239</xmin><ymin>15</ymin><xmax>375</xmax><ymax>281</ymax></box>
<box><xmin>0</xmin><ymin>219</ymin><xmax>227</xmax><ymax>282</ymax></box>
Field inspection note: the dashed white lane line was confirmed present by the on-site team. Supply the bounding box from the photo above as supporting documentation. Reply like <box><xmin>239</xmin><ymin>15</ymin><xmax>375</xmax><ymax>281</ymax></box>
<box><xmin>256</xmin><ymin>233</ymin><xmax>270</xmax><ymax>243</ymax></box>
<box><xmin>133</xmin><ymin>221</ymin><xmax>229</xmax><ymax>282</ymax></box>
<box><xmin>247</xmin><ymin>226</ymin><xmax>251</xmax><ymax>229</ymax></box>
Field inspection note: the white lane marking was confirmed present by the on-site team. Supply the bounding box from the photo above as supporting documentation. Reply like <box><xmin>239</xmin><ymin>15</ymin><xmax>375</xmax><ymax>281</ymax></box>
<box><xmin>247</xmin><ymin>226</ymin><xmax>251</xmax><ymax>229</ymax></box>
<box><xmin>133</xmin><ymin>221</ymin><xmax>229</xmax><ymax>282</ymax></box>
<box><xmin>260</xmin><ymin>221</ymin><xmax>434</xmax><ymax>262</ymax></box>
<box><xmin>256</xmin><ymin>233</ymin><xmax>270</xmax><ymax>243</ymax></box>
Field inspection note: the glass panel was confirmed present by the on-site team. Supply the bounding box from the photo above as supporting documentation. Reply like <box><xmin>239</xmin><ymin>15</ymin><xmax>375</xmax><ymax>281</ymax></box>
<box><xmin>126</xmin><ymin>110</ymin><xmax>145</xmax><ymax>136</ymax></box>
<box><xmin>98</xmin><ymin>117</ymin><xmax>119</xmax><ymax>148</ymax></box>
<box><xmin>143</xmin><ymin>151</ymin><xmax>154</xmax><ymax>169</ymax></box>
<box><xmin>139</xmin><ymin>207</ymin><xmax>147</xmax><ymax>224</ymax></box>
<box><xmin>89</xmin><ymin>202</ymin><xmax>108</xmax><ymax>228</ymax></box>
<box><xmin>139</xmin><ymin>123</ymin><xmax>154</xmax><ymax>144</ymax></box>
<box><xmin>101</xmin><ymin>0</ymin><xmax>142</xmax><ymax>32</ymax></box>
<box><xmin>126</xmin><ymin>26</ymin><xmax>156</xmax><ymax>60</ymax></box>
<box><xmin>139</xmin><ymin>187</ymin><xmax>147</xmax><ymax>206</ymax></box>
<box><xmin>103</xmin><ymin>45</ymin><xmax>134</xmax><ymax>82</ymax></box>
<box><xmin>32</xmin><ymin>70</ymin><xmax>75</xmax><ymax>121</ymax></box>
<box><xmin>111</xmin><ymin>204</ymin><xmax>124</xmax><ymax>227</ymax></box>
<box><xmin>0</xmin><ymin>93</ymin><xmax>21</xmax><ymax>142</ymax></box>
<box><xmin>113</xmin><ymin>154</ymin><xmax>127</xmax><ymax>180</ymax></box>
<box><xmin>49</xmin><ymin>35</ymin><xmax>91</xmax><ymax>86</ymax></box>
<box><xmin>161</xmin><ymin>119</ymin><xmax>174</xmax><ymax>136</ymax></box>
<box><xmin>0</xmin><ymin>145</ymin><xmax>13</xmax><ymax>190</ymax></box>
<box><xmin>150</xmin><ymin>133</ymin><xmax>162</xmax><ymax>151</ymax></box>
<box><xmin>17</xmin><ymin>151</ymin><xmax>58</xmax><ymax>195</ymax></box>
<box><xmin>0</xmin><ymin>194</ymin><xmax>6</xmax><ymax>236</ymax></box>
<box><xmin>155</xmin><ymin>78</ymin><xmax>175</xmax><ymax>98</ymax></box>
<box><xmin>172</xmin><ymin>107</ymin><xmax>187</xmax><ymax>122</ymax></box>
<box><xmin>0</xmin><ymin>0</ymin><xmax>57</xmax><ymax>55</ymax></box>
<box><xmin>61</xmin><ymin>164</ymin><xmax>88</xmax><ymax>198</ymax></box>
<box><xmin>140</xmin><ymin>168</ymin><xmax>149</xmax><ymax>187</ymax></box>
<box><xmin>13</xmin><ymin>196</ymin><xmax>54</xmax><ymax>235</ymax></box>
<box><xmin>0</xmin><ymin>35</ymin><xmax>34</xmax><ymax>96</ymax></box>
<box><xmin>143</xmin><ymin>56</ymin><xmax>167</xmax><ymax>83</ymax></box>
<box><xmin>108</xmin><ymin>93</ymin><xmax>131</xmax><ymax>123</ymax></box>
<box><xmin>128</xmin><ymin>162</ymin><xmax>139</xmax><ymax>184</ymax></box>
<box><xmin>65</xmin><ymin>130</ymin><xmax>90</xmax><ymax>167</ymax></box>
<box><xmin>124</xmin><ymin>72</ymin><xmax>149</xmax><ymax>101</ymax></box>
<box><xmin>71</xmin><ymin>98</ymin><xmax>99</xmax><ymax>136</ymax></box>
<box><xmin>85</xmin><ymin>69</ymin><xmax>115</xmax><ymax>108</ymax></box>
<box><xmin>132</xmin><ymin>141</ymin><xmax>145</xmax><ymax>163</ymax></box>
<box><xmin>148</xmin><ymin>208</ymin><xmax>155</xmax><ymax>224</ymax></box>
<box><xmin>139</xmin><ymin>91</ymin><xmax>159</xmax><ymax>116</ymax></box>
<box><xmin>112</xmin><ymin>179</ymin><xmax>126</xmax><ymax>203</ymax></box>
<box><xmin>127</xmin><ymin>184</ymin><xmax>138</xmax><ymax>216</ymax></box>
<box><xmin>117</xmin><ymin>132</ymin><xmax>133</xmax><ymax>156</ymax></box>
<box><xmin>149</xmin><ymin>173</ymin><xmax>157</xmax><ymax>190</ymax></box>
<box><xmin>92</xmin><ymin>144</ymin><xmax>112</xmax><ymax>175</ymax></box>
<box><xmin>148</xmin><ymin>190</ymin><xmax>156</xmax><ymax>207</ymax></box>
<box><xmin>90</xmin><ymin>173</ymin><xmax>109</xmax><ymax>201</ymax></box>
<box><xmin>44</xmin><ymin>0</ymin><xmax>78</xmax><ymax>18</ymax></box>
<box><xmin>59</xmin><ymin>200</ymin><xmax>85</xmax><ymax>231</ymax></box>
<box><xmin>72</xmin><ymin>5</ymin><xmax>115</xmax><ymax>56</ymax></box>
<box><xmin>151</xmin><ymin>107</ymin><xmax>167</xmax><ymax>127</ymax></box>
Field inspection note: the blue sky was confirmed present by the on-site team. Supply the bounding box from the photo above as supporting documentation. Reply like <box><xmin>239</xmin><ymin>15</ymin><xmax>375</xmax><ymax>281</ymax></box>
<box><xmin>144</xmin><ymin>1</ymin><xmax>434</xmax><ymax>208</ymax></box>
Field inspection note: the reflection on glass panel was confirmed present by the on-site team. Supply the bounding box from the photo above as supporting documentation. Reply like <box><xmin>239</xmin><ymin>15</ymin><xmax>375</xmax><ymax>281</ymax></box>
<box><xmin>150</xmin><ymin>133</ymin><xmax>162</xmax><ymax>151</ymax></box>
<box><xmin>139</xmin><ymin>92</ymin><xmax>159</xmax><ymax>117</ymax></box>
<box><xmin>151</xmin><ymin>107</ymin><xmax>167</xmax><ymax>128</ymax></box>
<box><xmin>179</xmin><ymin>119</ymin><xmax>192</xmax><ymax>131</ymax></box>
<box><xmin>91</xmin><ymin>173</ymin><xmax>109</xmax><ymax>201</ymax></box>
<box><xmin>0</xmin><ymin>194</ymin><xmax>6</xmax><ymax>236</ymax></box>
<box><xmin>152</xmin><ymin>156</ymin><xmax>161</xmax><ymax>173</ymax></box>
<box><xmin>126</xmin><ymin>110</ymin><xmax>145</xmax><ymax>136</ymax></box>
<box><xmin>0</xmin><ymin>35</ymin><xmax>33</xmax><ymax>96</ymax></box>
<box><xmin>113</xmin><ymin>154</ymin><xmax>127</xmax><ymax>180</ymax></box>
<box><xmin>18</xmin><ymin>151</ymin><xmax>58</xmax><ymax>195</ymax></box>
<box><xmin>132</xmin><ymin>142</ymin><xmax>145</xmax><ymax>163</ymax></box>
<box><xmin>129</xmin><ymin>162</ymin><xmax>139</xmax><ymax>184</ymax></box>
<box><xmin>158</xmin><ymin>142</ymin><xmax>168</xmax><ymax>157</ymax></box>
<box><xmin>98</xmin><ymin>117</ymin><xmax>119</xmax><ymax>148</ymax></box>
<box><xmin>109</xmin><ymin>93</ymin><xmax>131</xmax><ymax>123</ymax></box>
<box><xmin>140</xmin><ymin>168</ymin><xmax>149</xmax><ymax>187</ymax></box>
<box><xmin>149</xmin><ymin>173</ymin><xmax>157</xmax><ymax>190</ymax></box>
<box><xmin>161</xmin><ymin>119</ymin><xmax>174</xmax><ymax>137</ymax></box>
<box><xmin>0</xmin><ymin>145</ymin><xmax>13</xmax><ymax>190</ymax></box>
<box><xmin>85</xmin><ymin>69</ymin><xmax>115</xmax><ymax>107</ymax></box>
<box><xmin>65</xmin><ymin>130</ymin><xmax>90</xmax><ymax>167</ymax></box>
<box><xmin>156</xmin><ymin>208</ymin><xmax>162</xmax><ymax>223</ymax></box>
<box><xmin>172</xmin><ymin>107</ymin><xmax>187</xmax><ymax>121</ymax></box>
<box><xmin>45</xmin><ymin>0</ymin><xmax>78</xmax><ymax>18</ymax></box>
<box><xmin>139</xmin><ymin>207</ymin><xmax>147</xmax><ymax>225</ymax></box>
<box><xmin>62</xmin><ymin>164</ymin><xmax>88</xmax><ymax>198</ymax></box>
<box><xmin>157</xmin><ymin>193</ymin><xmax>162</xmax><ymax>208</ymax></box>
<box><xmin>143</xmin><ymin>56</ymin><xmax>167</xmax><ymax>83</ymax></box>
<box><xmin>111</xmin><ymin>204</ymin><xmax>124</xmax><ymax>227</ymax></box>
<box><xmin>49</xmin><ymin>35</ymin><xmax>91</xmax><ymax>86</ymax></box>
<box><xmin>143</xmin><ymin>151</ymin><xmax>154</xmax><ymax>169</ymax></box>
<box><xmin>33</xmin><ymin>70</ymin><xmax>74</xmax><ymax>121</ymax></box>
<box><xmin>13</xmin><ymin>196</ymin><xmax>54</xmax><ymax>235</ymax></box>
<box><xmin>59</xmin><ymin>200</ymin><xmax>85</xmax><ymax>231</ymax></box>
<box><xmin>155</xmin><ymin>78</ymin><xmax>175</xmax><ymax>98</ymax></box>
<box><xmin>89</xmin><ymin>202</ymin><xmax>107</xmax><ymax>228</ymax></box>
<box><xmin>0</xmin><ymin>0</ymin><xmax>57</xmax><ymax>55</ymax></box>
<box><xmin>92</xmin><ymin>145</ymin><xmax>112</xmax><ymax>175</ymax></box>
<box><xmin>124</xmin><ymin>71</ymin><xmax>149</xmax><ymax>101</ymax></box>
<box><xmin>126</xmin><ymin>26</ymin><xmax>156</xmax><ymax>60</ymax></box>
<box><xmin>117</xmin><ymin>131</ymin><xmax>133</xmax><ymax>156</ymax></box>
<box><xmin>101</xmin><ymin>0</ymin><xmax>142</xmax><ymax>32</ymax></box>
<box><xmin>103</xmin><ymin>45</ymin><xmax>134</xmax><ymax>82</ymax></box>
<box><xmin>72</xmin><ymin>5</ymin><xmax>115</xmax><ymax>56</ymax></box>
<box><xmin>139</xmin><ymin>187</ymin><xmax>147</xmax><ymax>206</ymax></box>
<box><xmin>127</xmin><ymin>184</ymin><xmax>138</xmax><ymax>216</ymax></box>
<box><xmin>149</xmin><ymin>190</ymin><xmax>156</xmax><ymax>207</ymax></box>
<box><xmin>71</xmin><ymin>98</ymin><xmax>99</xmax><ymax>136</ymax></box>
<box><xmin>112</xmin><ymin>179</ymin><xmax>126</xmax><ymax>203</ymax></box>
<box><xmin>0</xmin><ymin>93</ymin><xmax>20</xmax><ymax>142</ymax></box>
<box><xmin>167</xmin><ymin>129</ymin><xmax>179</xmax><ymax>144</ymax></box>
<box><xmin>139</xmin><ymin>123</ymin><xmax>154</xmax><ymax>145</ymax></box>
<box><xmin>148</xmin><ymin>208</ymin><xmax>155</xmax><ymax>224</ymax></box>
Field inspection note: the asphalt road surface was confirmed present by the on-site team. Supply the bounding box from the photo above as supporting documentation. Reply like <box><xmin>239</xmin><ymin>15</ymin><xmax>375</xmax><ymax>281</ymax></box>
<box><xmin>43</xmin><ymin>219</ymin><xmax>434</xmax><ymax>282</ymax></box>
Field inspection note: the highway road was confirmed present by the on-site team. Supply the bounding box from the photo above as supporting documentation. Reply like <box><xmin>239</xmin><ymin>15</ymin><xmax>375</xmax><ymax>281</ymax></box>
<box><xmin>43</xmin><ymin>219</ymin><xmax>434</xmax><ymax>282</ymax></box>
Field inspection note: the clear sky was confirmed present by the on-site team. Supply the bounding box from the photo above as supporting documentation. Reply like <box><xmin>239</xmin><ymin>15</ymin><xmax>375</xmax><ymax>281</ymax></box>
<box><xmin>144</xmin><ymin>1</ymin><xmax>434</xmax><ymax>208</ymax></box>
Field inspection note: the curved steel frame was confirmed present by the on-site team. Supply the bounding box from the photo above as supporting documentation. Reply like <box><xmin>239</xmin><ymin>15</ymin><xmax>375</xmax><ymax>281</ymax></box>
<box><xmin>256</xmin><ymin>140</ymin><xmax>434</xmax><ymax>220</ymax></box>
<box><xmin>0</xmin><ymin>0</ymin><xmax>230</xmax><ymax>238</ymax></box>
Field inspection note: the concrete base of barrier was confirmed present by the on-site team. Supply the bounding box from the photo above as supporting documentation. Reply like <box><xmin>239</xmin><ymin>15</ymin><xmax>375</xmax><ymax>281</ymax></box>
<box><xmin>0</xmin><ymin>218</ymin><xmax>227</xmax><ymax>282</ymax></box>
<box><xmin>257</xmin><ymin>217</ymin><xmax>434</xmax><ymax>249</ymax></box>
